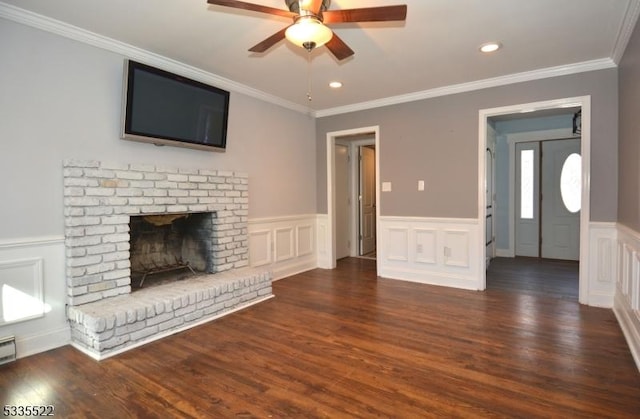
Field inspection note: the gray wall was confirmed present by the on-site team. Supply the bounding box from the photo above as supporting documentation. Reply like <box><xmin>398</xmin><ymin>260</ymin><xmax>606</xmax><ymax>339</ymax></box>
<box><xmin>618</xmin><ymin>18</ymin><xmax>640</xmax><ymax>232</ymax></box>
<box><xmin>0</xmin><ymin>19</ymin><xmax>317</xmax><ymax>240</ymax></box>
<box><xmin>316</xmin><ymin>69</ymin><xmax>618</xmax><ymax>221</ymax></box>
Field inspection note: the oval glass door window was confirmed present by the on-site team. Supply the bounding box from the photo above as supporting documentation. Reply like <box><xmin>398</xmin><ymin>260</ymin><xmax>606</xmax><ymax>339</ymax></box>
<box><xmin>560</xmin><ymin>153</ymin><xmax>582</xmax><ymax>213</ymax></box>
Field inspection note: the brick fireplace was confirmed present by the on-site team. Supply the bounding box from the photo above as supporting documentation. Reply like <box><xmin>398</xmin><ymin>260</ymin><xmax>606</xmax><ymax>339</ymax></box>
<box><xmin>63</xmin><ymin>160</ymin><xmax>272</xmax><ymax>359</ymax></box>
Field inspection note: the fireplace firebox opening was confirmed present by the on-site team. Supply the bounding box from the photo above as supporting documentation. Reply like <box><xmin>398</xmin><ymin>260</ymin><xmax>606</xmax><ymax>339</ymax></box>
<box><xmin>129</xmin><ymin>212</ymin><xmax>215</xmax><ymax>289</ymax></box>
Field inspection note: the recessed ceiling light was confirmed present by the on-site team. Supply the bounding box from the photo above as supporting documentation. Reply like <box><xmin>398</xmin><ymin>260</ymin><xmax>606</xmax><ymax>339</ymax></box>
<box><xmin>329</xmin><ymin>81</ymin><xmax>343</xmax><ymax>89</ymax></box>
<box><xmin>479</xmin><ymin>42</ymin><xmax>502</xmax><ymax>53</ymax></box>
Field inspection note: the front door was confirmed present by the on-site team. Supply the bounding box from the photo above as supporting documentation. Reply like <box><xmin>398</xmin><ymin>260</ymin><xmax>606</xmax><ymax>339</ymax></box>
<box><xmin>514</xmin><ymin>139</ymin><xmax>581</xmax><ymax>260</ymax></box>
<box><xmin>541</xmin><ymin>139</ymin><xmax>581</xmax><ymax>260</ymax></box>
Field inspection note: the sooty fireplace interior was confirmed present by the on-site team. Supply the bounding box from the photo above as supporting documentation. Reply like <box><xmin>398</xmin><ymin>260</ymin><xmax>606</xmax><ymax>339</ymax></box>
<box><xmin>129</xmin><ymin>212</ymin><xmax>215</xmax><ymax>288</ymax></box>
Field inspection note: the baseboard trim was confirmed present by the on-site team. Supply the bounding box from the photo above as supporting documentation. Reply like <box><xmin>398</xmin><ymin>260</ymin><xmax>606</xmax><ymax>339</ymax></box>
<box><xmin>15</xmin><ymin>326</ymin><xmax>70</xmax><ymax>359</ymax></box>
<box><xmin>613</xmin><ymin>293</ymin><xmax>640</xmax><ymax>372</ymax></box>
<box><xmin>378</xmin><ymin>268</ymin><xmax>480</xmax><ymax>291</ymax></box>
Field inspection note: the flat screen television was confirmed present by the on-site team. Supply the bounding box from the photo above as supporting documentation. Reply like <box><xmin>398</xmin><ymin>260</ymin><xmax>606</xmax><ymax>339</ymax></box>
<box><xmin>121</xmin><ymin>59</ymin><xmax>230</xmax><ymax>152</ymax></box>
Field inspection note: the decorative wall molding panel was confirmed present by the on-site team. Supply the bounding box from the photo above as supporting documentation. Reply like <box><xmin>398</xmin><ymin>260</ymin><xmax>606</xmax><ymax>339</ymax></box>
<box><xmin>587</xmin><ymin>222</ymin><xmax>617</xmax><ymax>307</ymax></box>
<box><xmin>378</xmin><ymin>217</ymin><xmax>481</xmax><ymax>290</ymax></box>
<box><xmin>315</xmin><ymin>214</ymin><xmax>332</xmax><ymax>269</ymax></box>
<box><xmin>0</xmin><ymin>236</ymin><xmax>70</xmax><ymax>358</ymax></box>
<box><xmin>248</xmin><ymin>215</ymin><xmax>317</xmax><ymax>280</ymax></box>
<box><xmin>614</xmin><ymin>223</ymin><xmax>640</xmax><ymax>371</ymax></box>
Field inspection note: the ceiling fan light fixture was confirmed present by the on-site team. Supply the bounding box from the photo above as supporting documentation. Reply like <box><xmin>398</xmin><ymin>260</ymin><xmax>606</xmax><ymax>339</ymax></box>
<box><xmin>285</xmin><ymin>16</ymin><xmax>333</xmax><ymax>50</ymax></box>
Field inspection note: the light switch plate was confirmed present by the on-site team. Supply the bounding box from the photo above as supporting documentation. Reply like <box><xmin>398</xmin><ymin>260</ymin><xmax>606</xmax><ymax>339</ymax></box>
<box><xmin>418</xmin><ymin>180</ymin><xmax>425</xmax><ymax>191</ymax></box>
<box><xmin>382</xmin><ymin>182</ymin><xmax>392</xmax><ymax>192</ymax></box>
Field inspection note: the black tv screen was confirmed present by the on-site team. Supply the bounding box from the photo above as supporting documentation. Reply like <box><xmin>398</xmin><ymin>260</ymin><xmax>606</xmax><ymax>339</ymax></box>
<box><xmin>121</xmin><ymin>60</ymin><xmax>230</xmax><ymax>152</ymax></box>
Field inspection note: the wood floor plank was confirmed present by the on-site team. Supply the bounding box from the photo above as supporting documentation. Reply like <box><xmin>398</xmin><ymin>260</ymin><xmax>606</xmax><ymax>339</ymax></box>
<box><xmin>1</xmin><ymin>257</ymin><xmax>639</xmax><ymax>417</ymax></box>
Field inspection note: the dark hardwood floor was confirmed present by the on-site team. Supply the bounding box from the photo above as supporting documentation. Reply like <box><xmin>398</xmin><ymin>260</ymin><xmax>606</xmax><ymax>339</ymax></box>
<box><xmin>487</xmin><ymin>256</ymin><xmax>579</xmax><ymax>300</ymax></box>
<box><xmin>1</xmin><ymin>257</ymin><xmax>639</xmax><ymax>418</ymax></box>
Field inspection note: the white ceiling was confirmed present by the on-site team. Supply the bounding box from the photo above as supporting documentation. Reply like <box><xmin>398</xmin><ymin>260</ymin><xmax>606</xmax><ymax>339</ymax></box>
<box><xmin>2</xmin><ymin>0</ymin><xmax>639</xmax><ymax>115</ymax></box>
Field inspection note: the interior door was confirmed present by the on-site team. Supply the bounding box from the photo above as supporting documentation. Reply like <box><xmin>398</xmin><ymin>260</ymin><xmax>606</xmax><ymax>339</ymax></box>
<box><xmin>515</xmin><ymin>142</ymin><xmax>540</xmax><ymax>257</ymax></box>
<box><xmin>541</xmin><ymin>139</ymin><xmax>581</xmax><ymax>260</ymax></box>
<box><xmin>335</xmin><ymin>144</ymin><xmax>350</xmax><ymax>259</ymax></box>
<box><xmin>485</xmin><ymin>148</ymin><xmax>495</xmax><ymax>263</ymax></box>
<box><xmin>359</xmin><ymin>146</ymin><xmax>376</xmax><ymax>255</ymax></box>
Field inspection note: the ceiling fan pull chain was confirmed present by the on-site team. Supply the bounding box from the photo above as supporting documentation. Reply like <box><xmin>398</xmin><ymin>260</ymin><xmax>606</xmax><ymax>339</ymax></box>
<box><xmin>307</xmin><ymin>51</ymin><xmax>313</xmax><ymax>101</ymax></box>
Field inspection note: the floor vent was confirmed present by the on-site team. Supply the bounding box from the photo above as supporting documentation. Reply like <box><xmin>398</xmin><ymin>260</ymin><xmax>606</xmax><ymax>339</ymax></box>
<box><xmin>0</xmin><ymin>336</ymin><xmax>16</xmax><ymax>365</ymax></box>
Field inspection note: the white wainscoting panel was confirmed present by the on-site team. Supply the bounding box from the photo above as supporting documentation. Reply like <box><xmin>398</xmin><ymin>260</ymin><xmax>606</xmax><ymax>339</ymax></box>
<box><xmin>315</xmin><ymin>214</ymin><xmax>332</xmax><ymax>269</ymax></box>
<box><xmin>274</xmin><ymin>227</ymin><xmax>295</xmax><ymax>262</ymax></box>
<box><xmin>614</xmin><ymin>223</ymin><xmax>640</xmax><ymax>371</ymax></box>
<box><xmin>378</xmin><ymin>217</ymin><xmax>481</xmax><ymax>290</ymax></box>
<box><xmin>296</xmin><ymin>224</ymin><xmax>314</xmax><ymax>257</ymax></box>
<box><xmin>0</xmin><ymin>257</ymin><xmax>45</xmax><ymax>326</ymax></box>
<box><xmin>385</xmin><ymin>227</ymin><xmax>409</xmax><ymax>262</ymax></box>
<box><xmin>587</xmin><ymin>222</ymin><xmax>617</xmax><ymax>307</ymax></box>
<box><xmin>0</xmin><ymin>236</ymin><xmax>69</xmax><ymax>358</ymax></box>
<box><xmin>248</xmin><ymin>230</ymin><xmax>271</xmax><ymax>268</ymax></box>
<box><xmin>248</xmin><ymin>215</ymin><xmax>317</xmax><ymax>280</ymax></box>
<box><xmin>415</xmin><ymin>229</ymin><xmax>437</xmax><ymax>265</ymax></box>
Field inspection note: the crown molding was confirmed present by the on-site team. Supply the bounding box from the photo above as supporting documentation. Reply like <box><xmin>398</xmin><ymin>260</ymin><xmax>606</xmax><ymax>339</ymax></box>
<box><xmin>0</xmin><ymin>1</ymin><xmax>629</xmax><ymax>119</ymax></box>
<box><xmin>0</xmin><ymin>2</ymin><xmax>310</xmax><ymax>115</ymax></box>
<box><xmin>611</xmin><ymin>0</ymin><xmax>640</xmax><ymax>64</ymax></box>
<box><xmin>314</xmin><ymin>58</ymin><xmax>616</xmax><ymax>118</ymax></box>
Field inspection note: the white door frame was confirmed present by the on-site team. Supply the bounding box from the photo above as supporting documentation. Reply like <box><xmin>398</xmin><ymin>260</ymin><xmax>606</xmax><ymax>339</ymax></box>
<box><xmin>326</xmin><ymin>126</ymin><xmax>381</xmax><ymax>270</ymax></box>
<box><xmin>478</xmin><ymin>96</ymin><xmax>591</xmax><ymax>304</ymax></box>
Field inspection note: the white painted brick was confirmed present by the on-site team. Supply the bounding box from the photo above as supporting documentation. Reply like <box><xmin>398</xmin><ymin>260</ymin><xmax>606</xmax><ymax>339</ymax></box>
<box><xmin>157</xmin><ymin>317</ymin><xmax>184</xmax><ymax>332</ymax></box>
<box><xmin>178</xmin><ymin>168</ymin><xmax>199</xmax><ymax>175</ymax></box>
<box><xmin>113</xmin><ymin>206</ymin><xmax>141</xmax><ymax>215</ymax></box>
<box><xmin>116</xmin><ymin>188</ymin><xmax>143</xmax><ymax>197</ymax></box>
<box><xmin>86</xmin><ymin>243</ymin><xmax>117</xmax><ymax>255</ymax></box>
<box><xmin>99</xmin><ymin>197</ymin><xmax>128</xmax><ymax>206</ymax></box>
<box><xmin>87</xmin><ymin>281</ymin><xmax>116</xmax><ymax>293</ymax></box>
<box><xmin>100</xmin><ymin>161</ymin><xmax>130</xmax><ymax>170</ymax></box>
<box><xmin>85</xmin><ymin>262</ymin><xmax>115</xmax><ymax>275</ymax></box>
<box><xmin>167</xmin><ymin>174</ymin><xmax>188</xmax><ymax>182</ymax></box>
<box><xmin>85</xmin><ymin>188</ymin><xmax>115</xmax><ymax>197</ymax></box>
<box><xmin>144</xmin><ymin>172</ymin><xmax>165</xmax><ymax>181</ymax></box>
<box><xmin>168</xmin><ymin>189</ymin><xmax>189</xmax><ymax>197</ymax></box>
<box><xmin>127</xmin><ymin>181</ymin><xmax>154</xmax><ymax>188</ymax></box>
<box><xmin>65</xmin><ymin>197</ymin><xmax>100</xmax><ymax>207</ymax></box>
<box><xmin>103</xmin><ymin>268</ymin><xmax>130</xmax><ymax>280</ymax></box>
<box><xmin>67</xmin><ymin>255</ymin><xmax>102</xmax><ymax>268</ymax></box>
<box><xmin>128</xmin><ymin>197</ymin><xmax>154</xmax><ymax>206</ymax></box>
<box><xmin>102</xmin><ymin>251</ymin><xmax>129</xmax><ymax>263</ymax></box>
<box><xmin>84</xmin><ymin>168</ymin><xmax>116</xmax><ymax>178</ymax></box>
<box><xmin>141</xmin><ymin>205</ymin><xmax>166</xmax><ymax>213</ymax></box>
<box><xmin>188</xmin><ymin>175</ymin><xmax>207</xmax><ymax>183</ymax></box>
<box><xmin>65</xmin><ymin>187</ymin><xmax>85</xmax><ymax>197</ymax></box>
<box><xmin>102</xmin><ymin>233</ymin><xmax>129</xmax><ymax>243</ymax></box>
<box><xmin>167</xmin><ymin>205</ymin><xmax>189</xmax><ymax>213</ymax></box>
<box><xmin>84</xmin><ymin>207</ymin><xmax>114</xmax><ymax>216</ymax></box>
<box><xmin>115</xmin><ymin>170</ymin><xmax>143</xmax><ymax>180</ymax></box>
<box><xmin>102</xmin><ymin>215</ymin><xmax>129</xmax><ymax>225</ymax></box>
<box><xmin>155</xmin><ymin>181</ymin><xmax>178</xmax><ymax>189</ymax></box>
<box><xmin>63</xmin><ymin>167</ymin><xmax>84</xmax><ymax>177</ymax></box>
<box><xmin>143</xmin><ymin>189</ymin><xmax>168</xmax><ymax>197</ymax></box>
<box><xmin>85</xmin><ymin>225</ymin><xmax>116</xmax><ymax>236</ymax></box>
<box><xmin>130</xmin><ymin>325</ymin><xmax>159</xmax><ymax>341</ymax></box>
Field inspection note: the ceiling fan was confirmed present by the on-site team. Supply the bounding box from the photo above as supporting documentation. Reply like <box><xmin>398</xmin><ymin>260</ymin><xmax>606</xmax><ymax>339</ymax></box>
<box><xmin>206</xmin><ymin>0</ymin><xmax>407</xmax><ymax>61</ymax></box>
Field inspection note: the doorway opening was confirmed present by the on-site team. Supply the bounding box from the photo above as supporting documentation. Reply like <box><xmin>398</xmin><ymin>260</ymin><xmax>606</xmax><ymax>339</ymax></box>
<box><xmin>479</xmin><ymin>97</ymin><xmax>591</xmax><ymax>304</ymax></box>
<box><xmin>326</xmin><ymin>126</ymin><xmax>380</xmax><ymax>270</ymax></box>
<box><xmin>335</xmin><ymin>138</ymin><xmax>377</xmax><ymax>260</ymax></box>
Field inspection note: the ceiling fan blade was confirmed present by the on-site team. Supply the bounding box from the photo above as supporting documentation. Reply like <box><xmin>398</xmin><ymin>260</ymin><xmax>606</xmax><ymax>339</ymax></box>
<box><xmin>323</xmin><ymin>5</ymin><xmax>407</xmax><ymax>24</ymax></box>
<box><xmin>207</xmin><ymin>0</ymin><xmax>296</xmax><ymax>19</ymax></box>
<box><xmin>248</xmin><ymin>27</ymin><xmax>288</xmax><ymax>53</ymax></box>
<box><xmin>325</xmin><ymin>34</ymin><xmax>354</xmax><ymax>61</ymax></box>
